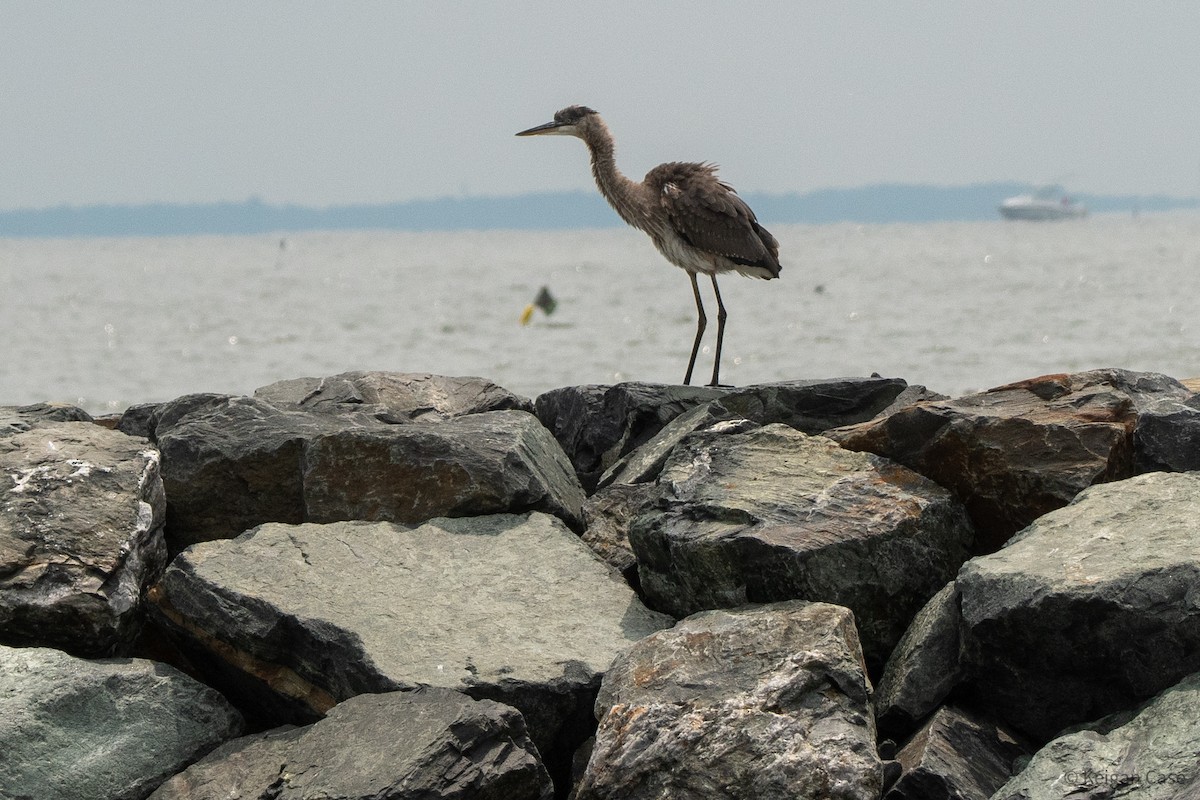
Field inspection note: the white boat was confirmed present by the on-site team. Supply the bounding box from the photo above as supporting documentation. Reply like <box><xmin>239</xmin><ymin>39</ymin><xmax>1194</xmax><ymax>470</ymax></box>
<box><xmin>999</xmin><ymin>186</ymin><xmax>1088</xmax><ymax>220</ymax></box>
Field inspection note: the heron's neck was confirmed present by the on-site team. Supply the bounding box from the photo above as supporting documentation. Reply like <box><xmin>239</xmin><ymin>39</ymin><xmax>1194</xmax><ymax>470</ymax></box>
<box><xmin>582</xmin><ymin>124</ymin><xmax>649</xmax><ymax>231</ymax></box>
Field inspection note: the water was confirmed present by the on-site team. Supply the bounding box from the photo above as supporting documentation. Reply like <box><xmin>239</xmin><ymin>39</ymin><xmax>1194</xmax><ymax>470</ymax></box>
<box><xmin>2</xmin><ymin>214</ymin><xmax>1198</xmax><ymax>416</ymax></box>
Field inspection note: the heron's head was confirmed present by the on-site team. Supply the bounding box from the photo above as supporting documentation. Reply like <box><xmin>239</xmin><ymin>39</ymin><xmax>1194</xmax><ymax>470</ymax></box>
<box><xmin>516</xmin><ymin>105</ymin><xmax>600</xmax><ymax>139</ymax></box>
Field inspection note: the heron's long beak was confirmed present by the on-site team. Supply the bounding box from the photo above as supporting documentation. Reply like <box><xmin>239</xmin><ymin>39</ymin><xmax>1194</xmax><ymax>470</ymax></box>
<box><xmin>516</xmin><ymin>120</ymin><xmax>569</xmax><ymax>136</ymax></box>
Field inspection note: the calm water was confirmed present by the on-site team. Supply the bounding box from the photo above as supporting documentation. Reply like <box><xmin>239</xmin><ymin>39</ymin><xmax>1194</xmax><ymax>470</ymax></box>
<box><xmin>2</xmin><ymin>214</ymin><xmax>1198</xmax><ymax>415</ymax></box>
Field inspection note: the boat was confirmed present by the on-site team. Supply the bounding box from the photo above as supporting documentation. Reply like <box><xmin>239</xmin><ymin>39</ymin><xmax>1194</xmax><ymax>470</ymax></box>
<box><xmin>999</xmin><ymin>186</ymin><xmax>1088</xmax><ymax>220</ymax></box>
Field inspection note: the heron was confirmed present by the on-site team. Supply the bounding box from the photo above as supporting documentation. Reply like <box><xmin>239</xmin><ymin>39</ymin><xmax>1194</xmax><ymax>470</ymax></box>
<box><xmin>516</xmin><ymin>105</ymin><xmax>781</xmax><ymax>387</ymax></box>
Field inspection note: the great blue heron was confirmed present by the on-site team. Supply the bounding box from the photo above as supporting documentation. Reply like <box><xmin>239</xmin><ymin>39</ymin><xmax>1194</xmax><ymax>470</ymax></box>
<box><xmin>516</xmin><ymin>105</ymin><xmax>781</xmax><ymax>386</ymax></box>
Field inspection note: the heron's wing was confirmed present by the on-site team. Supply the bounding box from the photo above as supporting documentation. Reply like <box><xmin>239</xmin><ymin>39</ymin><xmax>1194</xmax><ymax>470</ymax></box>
<box><xmin>651</xmin><ymin>163</ymin><xmax>780</xmax><ymax>275</ymax></box>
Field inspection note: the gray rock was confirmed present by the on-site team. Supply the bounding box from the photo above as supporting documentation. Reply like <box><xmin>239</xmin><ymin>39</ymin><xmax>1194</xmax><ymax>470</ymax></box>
<box><xmin>534</xmin><ymin>382</ymin><xmax>729</xmax><ymax>492</ymax></box>
<box><xmin>580</xmin><ymin>483</ymin><xmax>656</xmax><ymax>584</ymax></box>
<box><xmin>631</xmin><ymin>424</ymin><xmax>975</xmax><ymax>664</ymax></box>
<box><xmin>0</xmin><ymin>644</ymin><xmax>243</xmax><ymax>800</ymax></box>
<box><xmin>154</xmin><ymin>396</ymin><xmax>352</xmax><ymax>549</ymax></box>
<box><xmin>148</xmin><ymin>513</ymin><xmax>672</xmax><ymax>792</ymax></box>
<box><xmin>994</xmin><ymin>671</ymin><xmax>1200</xmax><ymax>800</ymax></box>
<box><xmin>1133</xmin><ymin>394</ymin><xmax>1200</xmax><ymax>472</ymax></box>
<box><xmin>151</xmin><ymin>688</ymin><xmax>553</xmax><ymax>800</ymax></box>
<box><xmin>302</xmin><ymin>410</ymin><xmax>585</xmax><ymax>530</ymax></box>
<box><xmin>0</xmin><ymin>423</ymin><xmax>166</xmax><ymax>655</ymax></box>
<box><xmin>0</xmin><ymin>402</ymin><xmax>94</xmax><ymax>436</ymax></box>
<box><xmin>885</xmin><ymin>705</ymin><xmax>1030</xmax><ymax>800</ymax></box>
<box><xmin>875</xmin><ymin>583</ymin><xmax>964</xmax><ymax>740</ymax></box>
<box><xmin>535</xmin><ymin>377</ymin><xmax>908</xmax><ymax>492</ymax></box>
<box><xmin>596</xmin><ymin>400</ymin><xmax>760</xmax><ymax>488</ymax></box>
<box><xmin>153</xmin><ymin>395</ymin><xmax>584</xmax><ymax>550</ymax></box>
<box><xmin>575</xmin><ymin>601</ymin><xmax>882</xmax><ymax>800</ymax></box>
<box><xmin>956</xmin><ymin>471</ymin><xmax>1200</xmax><ymax>740</ymax></box>
<box><xmin>830</xmin><ymin>369</ymin><xmax>1190</xmax><ymax>552</ymax></box>
<box><xmin>254</xmin><ymin>371</ymin><xmax>534</xmax><ymax>422</ymax></box>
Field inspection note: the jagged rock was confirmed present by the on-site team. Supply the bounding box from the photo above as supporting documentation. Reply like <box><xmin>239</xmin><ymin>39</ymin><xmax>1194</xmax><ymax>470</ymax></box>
<box><xmin>574</xmin><ymin>601</ymin><xmax>882</xmax><ymax>800</ymax></box>
<box><xmin>116</xmin><ymin>393</ymin><xmax>233</xmax><ymax>441</ymax></box>
<box><xmin>0</xmin><ymin>422</ymin><xmax>165</xmax><ymax>656</ymax></box>
<box><xmin>253</xmin><ymin>371</ymin><xmax>534</xmax><ymax>422</ymax></box>
<box><xmin>994</xmin><ymin>671</ymin><xmax>1200</xmax><ymax>800</ymax></box>
<box><xmin>301</xmin><ymin>410</ymin><xmax>585</xmax><ymax>530</ymax></box>
<box><xmin>150</xmin><ymin>395</ymin><xmax>584</xmax><ymax>550</ymax></box>
<box><xmin>148</xmin><ymin>513</ymin><xmax>672</xmax><ymax>793</ymax></box>
<box><xmin>630</xmin><ymin>424</ymin><xmax>974</xmax><ymax>665</ymax></box>
<box><xmin>535</xmin><ymin>377</ymin><xmax>908</xmax><ymax>492</ymax></box>
<box><xmin>534</xmin><ymin>382</ymin><xmax>729</xmax><ymax>492</ymax></box>
<box><xmin>1</xmin><ymin>402</ymin><xmax>94</xmax><ymax>435</ymax></box>
<box><xmin>597</xmin><ymin>401</ymin><xmax>761</xmax><ymax>489</ymax></box>
<box><xmin>0</xmin><ymin>644</ymin><xmax>243</xmax><ymax>800</ymax></box>
<box><xmin>153</xmin><ymin>396</ymin><xmax>354</xmax><ymax>549</ymax></box>
<box><xmin>944</xmin><ymin>472</ymin><xmax>1200</xmax><ymax>741</ymax></box>
<box><xmin>1133</xmin><ymin>394</ymin><xmax>1200</xmax><ymax>472</ymax></box>
<box><xmin>874</xmin><ymin>583</ymin><xmax>964</xmax><ymax>740</ymax></box>
<box><xmin>579</xmin><ymin>483</ymin><xmax>655</xmax><ymax>584</ymax></box>
<box><xmin>830</xmin><ymin>369</ymin><xmax>1191</xmax><ymax>552</ymax></box>
<box><xmin>885</xmin><ymin>705</ymin><xmax>1030</xmax><ymax>800</ymax></box>
<box><xmin>150</xmin><ymin>688</ymin><xmax>553</xmax><ymax>800</ymax></box>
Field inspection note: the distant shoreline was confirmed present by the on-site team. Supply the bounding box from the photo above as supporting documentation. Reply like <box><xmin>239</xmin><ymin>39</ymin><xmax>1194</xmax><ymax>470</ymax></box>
<box><xmin>2</xmin><ymin>183</ymin><xmax>1198</xmax><ymax>238</ymax></box>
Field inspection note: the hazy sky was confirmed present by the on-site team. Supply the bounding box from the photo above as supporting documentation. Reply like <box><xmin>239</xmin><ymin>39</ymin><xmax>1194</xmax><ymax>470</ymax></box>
<box><xmin>3</xmin><ymin>2</ymin><xmax>1199</xmax><ymax>211</ymax></box>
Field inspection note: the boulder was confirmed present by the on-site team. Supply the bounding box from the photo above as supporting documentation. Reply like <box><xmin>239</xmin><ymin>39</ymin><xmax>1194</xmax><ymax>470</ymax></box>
<box><xmin>1133</xmin><ymin>394</ymin><xmax>1200</xmax><ymax>472</ymax></box>
<box><xmin>148</xmin><ymin>513</ymin><xmax>672</xmax><ymax>792</ymax></box>
<box><xmin>885</xmin><ymin>705</ymin><xmax>1030</xmax><ymax>800</ymax></box>
<box><xmin>534</xmin><ymin>382</ymin><xmax>728</xmax><ymax>492</ymax></box>
<box><xmin>874</xmin><ymin>583</ymin><xmax>964</xmax><ymax>740</ymax></box>
<box><xmin>574</xmin><ymin>601</ymin><xmax>882</xmax><ymax>800</ymax></box>
<box><xmin>579</xmin><ymin>483</ymin><xmax>656</xmax><ymax>585</ymax></box>
<box><xmin>150</xmin><ymin>395</ymin><xmax>584</xmax><ymax>550</ymax></box>
<box><xmin>0</xmin><ymin>422</ymin><xmax>166</xmax><ymax>656</ymax></box>
<box><xmin>301</xmin><ymin>410</ymin><xmax>585</xmax><ymax>530</ymax></box>
<box><xmin>0</xmin><ymin>644</ymin><xmax>243</xmax><ymax>800</ymax></box>
<box><xmin>631</xmin><ymin>424</ymin><xmax>975</xmax><ymax>665</ymax></box>
<box><xmin>153</xmin><ymin>396</ymin><xmax>353</xmax><ymax>548</ymax></box>
<box><xmin>535</xmin><ymin>377</ymin><xmax>909</xmax><ymax>492</ymax></box>
<box><xmin>1</xmin><ymin>401</ymin><xmax>94</xmax><ymax>435</ymax></box>
<box><xmin>830</xmin><ymin>369</ymin><xmax>1191</xmax><ymax>552</ymax></box>
<box><xmin>949</xmin><ymin>472</ymin><xmax>1200</xmax><ymax>740</ymax></box>
<box><xmin>150</xmin><ymin>688</ymin><xmax>553</xmax><ymax>800</ymax></box>
<box><xmin>994</xmin><ymin>671</ymin><xmax>1200</xmax><ymax>800</ymax></box>
<box><xmin>253</xmin><ymin>371</ymin><xmax>534</xmax><ymax>422</ymax></box>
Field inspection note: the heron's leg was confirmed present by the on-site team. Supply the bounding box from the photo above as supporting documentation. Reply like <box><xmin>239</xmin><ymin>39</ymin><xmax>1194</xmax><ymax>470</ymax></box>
<box><xmin>683</xmin><ymin>272</ymin><xmax>706</xmax><ymax>385</ymax></box>
<box><xmin>708</xmin><ymin>275</ymin><xmax>728</xmax><ymax>386</ymax></box>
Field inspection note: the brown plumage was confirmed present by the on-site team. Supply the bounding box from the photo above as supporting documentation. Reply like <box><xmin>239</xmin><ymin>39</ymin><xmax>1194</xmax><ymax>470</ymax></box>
<box><xmin>517</xmin><ymin>105</ymin><xmax>781</xmax><ymax>386</ymax></box>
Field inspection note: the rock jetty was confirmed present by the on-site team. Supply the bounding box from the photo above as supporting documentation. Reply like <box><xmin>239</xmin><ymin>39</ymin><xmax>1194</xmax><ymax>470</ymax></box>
<box><xmin>2</xmin><ymin>367</ymin><xmax>1199</xmax><ymax>799</ymax></box>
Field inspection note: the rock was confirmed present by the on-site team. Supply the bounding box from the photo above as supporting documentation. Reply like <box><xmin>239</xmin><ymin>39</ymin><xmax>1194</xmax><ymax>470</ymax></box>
<box><xmin>253</xmin><ymin>371</ymin><xmax>534</xmax><ymax>422</ymax></box>
<box><xmin>0</xmin><ymin>644</ymin><xmax>243</xmax><ymax>800</ymax></box>
<box><xmin>154</xmin><ymin>396</ymin><xmax>353</xmax><ymax>549</ymax></box>
<box><xmin>301</xmin><ymin>410</ymin><xmax>585</xmax><ymax>530</ymax></box>
<box><xmin>631</xmin><ymin>424</ymin><xmax>974</xmax><ymax>665</ymax></box>
<box><xmin>954</xmin><ymin>471</ymin><xmax>1200</xmax><ymax>740</ymax></box>
<box><xmin>874</xmin><ymin>583</ymin><xmax>964</xmax><ymax>740</ymax></box>
<box><xmin>150</xmin><ymin>688</ymin><xmax>553</xmax><ymax>800</ymax></box>
<box><xmin>574</xmin><ymin>601</ymin><xmax>882</xmax><ymax>800</ymax></box>
<box><xmin>534</xmin><ymin>382</ymin><xmax>729</xmax><ymax>492</ymax></box>
<box><xmin>151</xmin><ymin>395</ymin><xmax>584</xmax><ymax>550</ymax></box>
<box><xmin>148</xmin><ymin>513</ymin><xmax>672</xmax><ymax>792</ymax></box>
<box><xmin>579</xmin><ymin>483</ymin><xmax>656</xmax><ymax>584</ymax></box>
<box><xmin>993</xmin><ymin>671</ymin><xmax>1200</xmax><ymax>800</ymax></box>
<box><xmin>1</xmin><ymin>402</ymin><xmax>94</xmax><ymax>435</ymax></box>
<box><xmin>596</xmin><ymin>401</ymin><xmax>761</xmax><ymax>489</ymax></box>
<box><xmin>0</xmin><ymin>422</ymin><xmax>166</xmax><ymax>656</ymax></box>
<box><xmin>885</xmin><ymin>705</ymin><xmax>1030</xmax><ymax>800</ymax></box>
<box><xmin>535</xmin><ymin>377</ymin><xmax>909</xmax><ymax>492</ymax></box>
<box><xmin>830</xmin><ymin>369</ymin><xmax>1190</xmax><ymax>552</ymax></box>
<box><xmin>1133</xmin><ymin>394</ymin><xmax>1200</xmax><ymax>472</ymax></box>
